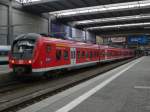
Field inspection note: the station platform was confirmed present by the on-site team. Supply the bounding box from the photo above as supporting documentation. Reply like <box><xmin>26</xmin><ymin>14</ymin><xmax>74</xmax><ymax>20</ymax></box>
<box><xmin>0</xmin><ymin>57</ymin><xmax>8</xmax><ymax>65</ymax></box>
<box><xmin>18</xmin><ymin>56</ymin><xmax>150</xmax><ymax>112</ymax></box>
<box><xmin>0</xmin><ymin>65</ymin><xmax>11</xmax><ymax>74</ymax></box>
<box><xmin>0</xmin><ymin>57</ymin><xmax>8</xmax><ymax>61</ymax></box>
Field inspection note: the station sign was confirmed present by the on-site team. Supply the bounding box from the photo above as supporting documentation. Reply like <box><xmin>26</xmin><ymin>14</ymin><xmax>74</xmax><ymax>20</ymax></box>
<box><xmin>110</xmin><ymin>37</ymin><xmax>126</xmax><ymax>43</ymax></box>
<box><xmin>128</xmin><ymin>35</ymin><xmax>149</xmax><ymax>45</ymax></box>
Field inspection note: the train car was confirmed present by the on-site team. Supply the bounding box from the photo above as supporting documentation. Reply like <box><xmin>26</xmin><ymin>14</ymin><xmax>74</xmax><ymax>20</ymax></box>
<box><xmin>0</xmin><ymin>45</ymin><xmax>11</xmax><ymax>64</ymax></box>
<box><xmin>9</xmin><ymin>33</ymin><xmax>134</xmax><ymax>76</ymax></box>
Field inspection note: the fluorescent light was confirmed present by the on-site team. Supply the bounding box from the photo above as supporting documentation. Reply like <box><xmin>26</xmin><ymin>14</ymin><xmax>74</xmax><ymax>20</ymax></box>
<box><xmin>86</xmin><ymin>22</ymin><xmax>150</xmax><ymax>30</ymax></box>
<box><xmin>50</xmin><ymin>0</ymin><xmax>150</xmax><ymax>18</ymax></box>
<box><xmin>71</xmin><ymin>14</ymin><xmax>150</xmax><ymax>26</ymax></box>
<box><xmin>16</xmin><ymin>0</ymin><xmax>41</xmax><ymax>3</ymax></box>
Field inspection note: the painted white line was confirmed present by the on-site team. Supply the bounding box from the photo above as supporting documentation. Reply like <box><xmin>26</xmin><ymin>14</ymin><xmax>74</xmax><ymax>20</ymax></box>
<box><xmin>55</xmin><ymin>58</ymin><xmax>143</xmax><ymax>112</ymax></box>
<box><xmin>134</xmin><ymin>86</ymin><xmax>150</xmax><ymax>89</ymax></box>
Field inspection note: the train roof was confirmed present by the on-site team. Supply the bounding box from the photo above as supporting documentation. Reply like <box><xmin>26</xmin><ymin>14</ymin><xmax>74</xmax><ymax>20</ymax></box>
<box><xmin>14</xmin><ymin>33</ymin><xmax>132</xmax><ymax>51</ymax></box>
<box><xmin>43</xmin><ymin>37</ymin><xmax>99</xmax><ymax>49</ymax></box>
<box><xmin>15</xmin><ymin>33</ymin><xmax>41</xmax><ymax>41</ymax></box>
<box><xmin>42</xmin><ymin>37</ymin><xmax>124</xmax><ymax>50</ymax></box>
<box><xmin>40</xmin><ymin>36</ymin><xmax>132</xmax><ymax>51</ymax></box>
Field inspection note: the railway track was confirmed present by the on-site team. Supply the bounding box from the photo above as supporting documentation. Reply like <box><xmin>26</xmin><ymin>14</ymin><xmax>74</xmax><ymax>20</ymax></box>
<box><xmin>0</xmin><ymin>58</ymin><xmax>137</xmax><ymax>112</ymax></box>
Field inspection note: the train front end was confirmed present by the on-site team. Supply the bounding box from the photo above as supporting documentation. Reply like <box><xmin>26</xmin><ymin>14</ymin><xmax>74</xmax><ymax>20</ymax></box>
<box><xmin>9</xmin><ymin>33</ymin><xmax>40</xmax><ymax>76</ymax></box>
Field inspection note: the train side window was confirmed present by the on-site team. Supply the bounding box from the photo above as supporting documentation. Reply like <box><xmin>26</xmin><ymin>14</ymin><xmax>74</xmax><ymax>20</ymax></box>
<box><xmin>90</xmin><ymin>51</ymin><xmax>92</xmax><ymax>58</ymax></box>
<box><xmin>94</xmin><ymin>51</ymin><xmax>96</xmax><ymax>57</ymax></box>
<box><xmin>110</xmin><ymin>52</ymin><xmax>112</xmax><ymax>56</ymax></box>
<box><xmin>99</xmin><ymin>51</ymin><xmax>101</xmax><ymax>56</ymax></box>
<box><xmin>77</xmin><ymin>51</ymin><xmax>81</xmax><ymax>59</ymax></box>
<box><xmin>102</xmin><ymin>52</ymin><xmax>105</xmax><ymax>56</ymax></box>
<box><xmin>64</xmin><ymin>50</ymin><xmax>69</xmax><ymax>60</ymax></box>
<box><xmin>86</xmin><ymin>52</ymin><xmax>88</xmax><ymax>58</ymax></box>
<box><xmin>97</xmin><ymin>51</ymin><xmax>99</xmax><ymax>57</ymax></box>
<box><xmin>56</xmin><ymin>50</ymin><xmax>61</xmax><ymax>60</ymax></box>
<box><xmin>82</xmin><ymin>51</ymin><xmax>85</xmax><ymax>58</ymax></box>
<box><xmin>46</xmin><ymin>45</ymin><xmax>51</xmax><ymax>53</ymax></box>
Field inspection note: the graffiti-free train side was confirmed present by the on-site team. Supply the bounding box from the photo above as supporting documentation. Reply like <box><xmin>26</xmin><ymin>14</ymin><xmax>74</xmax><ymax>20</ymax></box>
<box><xmin>9</xmin><ymin>33</ymin><xmax>134</xmax><ymax>76</ymax></box>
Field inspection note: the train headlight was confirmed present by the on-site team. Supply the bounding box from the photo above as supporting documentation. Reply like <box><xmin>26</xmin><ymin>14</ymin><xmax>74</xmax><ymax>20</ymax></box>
<box><xmin>11</xmin><ymin>60</ymin><xmax>15</xmax><ymax>63</ymax></box>
<box><xmin>28</xmin><ymin>60</ymin><xmax>32</xmax><ymax>64</ymax></box>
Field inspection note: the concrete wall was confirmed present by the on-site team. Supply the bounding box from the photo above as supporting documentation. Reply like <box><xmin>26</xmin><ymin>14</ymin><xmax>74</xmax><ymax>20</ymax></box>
<box><xmin>0</xmin><ymin>2</ymin><xmax>49</xmax><ymax>45</ymax></box>
<box><xmin>12</xmin><ymin>9</ymin><xmax>48</xmax><ymax>39</ymax></box>
<box><xmin>86</xmin><ymin>31</ymin><xmax>96</xmax><ymax>43</ymax></box>
<box><xmin>0</xmin><ymin>4</ymin><xmax>8</xmax><ymax>45</ymax></box>
<box><xmin>51</xmin><ymin>23</ymin><xmax>96</xmax><ymax>43</ymax></box>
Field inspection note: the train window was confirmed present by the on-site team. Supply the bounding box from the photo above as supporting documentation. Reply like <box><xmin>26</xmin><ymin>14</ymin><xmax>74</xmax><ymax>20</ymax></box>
<box><xmin>77</xmin><ymin>51</ymin><xmax>81</xmax><ymax>59</ymax></box>
<box><xmin>64</xmin><ymin>50</ymin><xmax>69</xmax><ymax>60</ymax></box>
<box><xmin>99</xmin><ymin>52</ymin><xmax>101</xmax><ymax>56</ymax></box>
<box><xmin>46</xmin><ymin>45</ymin><xmax>51</xmax><ymax>53</ymax></box>
<box><xmin>56</xmin><ymin>50</ymin><xmax>62</xmax><ymax>60</ymax></box>
<box><xmin>102</xmin><ymin>52</ymin><xmax>105</xmax><ymax>56</ymax></box>
<box><xmin>94</xmin><ymin>51</ymin><xmax>96</xmax><ymax>58</ymax></box>
<box><xmin>90</xmin><ymin>51</ymin><xmax>93</xmax><ymax>58</ymax></box>
<box><xmin>86</xmin><ymin>52</ymin><xmax>88</xmax><ymax>58</ymax></box>
<box><xmin>82</xmin><ymin>51</ymin><xmax>85</xmax><ymax>58</ymax></box>
<box><xmin>97</xmin><ymin>52</ymin><xmax>99</xmax><ymax>57</ymax></box>
<box><xmin>107</xmin><ymin>53</ymin><xmax>109</xmax><ymax>56</ymax></box>
<box><xmin>109</xmin><ymin>52</ymin><xmax>112</xmax><ymax>56</ymax></box>
<box><xmin>107</xmin><ymin>52</ymin><xmax>109</xmax><ymax>56</ymax></box>
<box><xmin>12</xmin><ymin>39</ymin><xmax>35</xmax><ymax>59</ymax></box>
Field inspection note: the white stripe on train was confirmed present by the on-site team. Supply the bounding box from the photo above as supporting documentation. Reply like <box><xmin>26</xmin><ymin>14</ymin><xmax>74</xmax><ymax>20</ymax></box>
<box><xmin>32</xmin><ymin>57</ymin><xmax>131</xmax><ymax>73</ymax></box>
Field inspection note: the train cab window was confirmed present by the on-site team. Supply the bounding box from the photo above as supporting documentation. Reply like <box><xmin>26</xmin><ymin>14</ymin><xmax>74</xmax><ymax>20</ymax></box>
<box><xmin>12</xmin><ymin>39</ymin><xmax>36</xmax><ymax>59</ymax></box>
<box><xmin>64</xmin><ymin>50</ymin><xmax>69</xmax><ymax>60</ymax></box>
<box><xmin>56</xmin><ymin>50</ymin><xmax>62</xmax><ymax>60</ymax></box>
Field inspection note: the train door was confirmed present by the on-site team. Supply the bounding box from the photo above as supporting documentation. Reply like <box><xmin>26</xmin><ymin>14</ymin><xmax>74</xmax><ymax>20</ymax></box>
<box><xmin>70</xmin><ymin>48</ymin><xmax>76</xmax><ymax>65</ymax></box>
<box><xmin>45</xmin><ymin>44</ymin><xmax>53</xmax><ymax>67</ymax></box>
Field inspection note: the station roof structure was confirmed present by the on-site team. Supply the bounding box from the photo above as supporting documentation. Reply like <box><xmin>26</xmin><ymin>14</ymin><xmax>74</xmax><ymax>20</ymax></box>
<box><xmin>18</xmin><ymin>0</ymin><xmax>150</xmax><ymax>36</ymax></box>
<box><xmin>21</xmin><ymin>0</ymin><xmax>139</xmax><ymax>13</ymax></box>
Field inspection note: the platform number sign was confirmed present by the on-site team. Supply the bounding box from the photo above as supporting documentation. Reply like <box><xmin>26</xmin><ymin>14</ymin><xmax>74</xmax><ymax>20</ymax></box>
<box><xmin>71</xmin><ymin>48</ymin><xmax>76</xmax><ymax>65</ymax></box>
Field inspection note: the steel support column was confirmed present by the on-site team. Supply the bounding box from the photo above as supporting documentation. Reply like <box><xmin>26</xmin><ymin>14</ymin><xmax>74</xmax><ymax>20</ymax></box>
<box><xmin>85</xmin><ymin>30</ymin><xmax>87</xmax><ymax>42</ymax></box>
<box><xmin>7</xmin><ymin>0</ymin><xmax>13</xmax><ymax>45</ymax></box>
<box><xmin>48</xmin><ymin>16</ymin><xmax>52</xmax><ymax>35</ymax></box>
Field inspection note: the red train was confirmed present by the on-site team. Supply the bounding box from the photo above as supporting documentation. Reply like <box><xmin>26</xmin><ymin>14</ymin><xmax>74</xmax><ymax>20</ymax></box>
<box><xmin>9</xmin><ymin>33</ymin><xmax>134</xmax><ymax>76</ymax></box>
